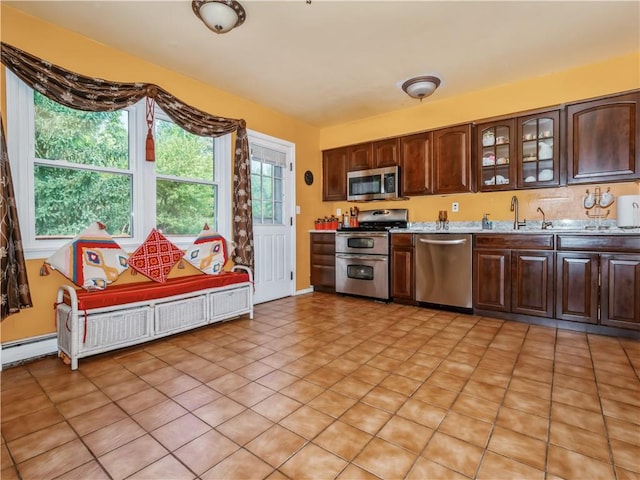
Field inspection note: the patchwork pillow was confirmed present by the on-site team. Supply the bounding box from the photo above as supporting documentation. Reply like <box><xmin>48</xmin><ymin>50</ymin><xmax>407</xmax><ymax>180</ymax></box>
<box><xmin>184</xmin><ymin>225</ymin><xmax>230</xmax><ymax>275</ymax></box>
<box><xmin>45</xmin><ymin>222</ymin><xmax>129</xmax><ymax>291</ymax></box>
<box><xmin>128</xmin><ymin>228</ymin><xmax>183</xmax><ymax>283</ymax></box>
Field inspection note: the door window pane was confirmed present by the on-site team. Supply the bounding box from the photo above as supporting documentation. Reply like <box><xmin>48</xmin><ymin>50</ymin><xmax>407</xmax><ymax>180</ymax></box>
<box><xmin>251</xmin><ymin>144</ymin><xmax>285</xmax><ymax>225</ymax></box>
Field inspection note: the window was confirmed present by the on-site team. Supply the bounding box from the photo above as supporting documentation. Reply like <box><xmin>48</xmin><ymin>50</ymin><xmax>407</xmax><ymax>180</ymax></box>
<box><xmin>32</xmin><ymin>92</ymin><xmax>133</xmax><ymax>238</ymax></box>
<box><xmin>251</xmin><ymin>144</ymin><xmax>285</xmax><ymax>224</ymax></box>
<box><xmin>154</xmin><ymin>114</ymin><xmax>216</xmax><ymax>235</ymax></box>
<box><xmin>6</xmin><ymin>71</ymin><xmax>231</xmax><ymax>259</ymax></box>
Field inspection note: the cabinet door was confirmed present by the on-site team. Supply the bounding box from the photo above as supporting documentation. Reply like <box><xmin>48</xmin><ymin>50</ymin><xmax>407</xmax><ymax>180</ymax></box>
<box><xmin>556</xmin><ymin>252</ymin><xmax>599</xmax><ymax>324</ymax></box>
<box><xmin>310</xmin><ymin>233</ymin><xmax>336</xmax><ymax>292</ymax></box>
<box><xmin>600</xmin><ymin>254</ymin><xmax>640</xmax><ymax>330</ymax></box>
<box><xmin>433</xmin><ymin>124</ymin><xmax>474</xmax><ymax>194</ymax></box>
<box><xmin>474</xmin><ymin>249</ymin><xmax>511</xmax><ymax>312</ymax></box>
<box><xmin>517</xmin><ymin>110</ymin><xmax>561</xmax><ymax>188</ymax></box>
<box><xmin>400</xmin><ymin>132</ymin><xmax>432</xmax><ymax>196</ymax></box>
<box><xmin>373</xmin><ymin>138</ymin><xmax>401</xmax><ymax>168</ymax></box>
<box><xmin>567</xmin><ymin>91</ymin><xmax>640</xmax><ymax>184</ymax></box>
<box><xmin>477</xmin><ymin>119</ymin><xmax>516</xmax><ymax>191</ymax></box>
<box><xmin>391</xmin><ymin>246</ymin><xmax>414</xmax><ymax>302</ymax></box>
<box><xmin>348</xmin><ymin>143</ymin><xmax>373</xmax><ymax>171</ymax></box>
<box><xmin>512</xmin><ymin>251</ymin><xmax>554</xmax><ymax>318</ymax></box>
<box><xmin>322</xmin><ymin>148</ymin><xmax>348</xmax><ymax>201</ymax></box>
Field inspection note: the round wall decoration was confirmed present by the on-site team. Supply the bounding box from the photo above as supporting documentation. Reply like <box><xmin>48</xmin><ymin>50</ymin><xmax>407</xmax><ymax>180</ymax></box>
<box><xmin>304</xmin><ymin>170</ymin><xmax>314</xmax><ymax>185</ymax></box>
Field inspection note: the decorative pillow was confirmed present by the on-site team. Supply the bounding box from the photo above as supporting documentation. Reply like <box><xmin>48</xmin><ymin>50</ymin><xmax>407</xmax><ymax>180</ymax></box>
<box><xmin>45</xmin><ymin>222</ymin><xmax>129</xmax><ymax>291</ymax></box>
<box><xmin>184</xmin><ymin>225</ymin><xmax>230</xmax><ymax>275</ymax></box>
<box><xmin>128</xmin><ymin>228</ymin><xmax>183</xmax><ymax>283</ymax></box>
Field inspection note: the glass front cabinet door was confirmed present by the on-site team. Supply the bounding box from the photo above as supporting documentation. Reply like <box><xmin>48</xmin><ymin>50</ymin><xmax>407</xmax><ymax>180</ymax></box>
<box><xmin>517</xmin><ymin>110</ymin><xmax>561</xmax><ymax>188</ymax></box>
<box><xmin>477</xmin><ymin>119</ymin><xmax>516</xmax><ymax>191</ymax></box>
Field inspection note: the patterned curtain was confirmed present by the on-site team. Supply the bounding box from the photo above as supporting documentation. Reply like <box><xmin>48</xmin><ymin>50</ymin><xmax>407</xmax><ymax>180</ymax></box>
<box><xmin>0</xmin><ymin>43</ymin><xmax>254</xmax><ymax>294</ymax></box>
<box><xmin>1</xmin><ymin>117</ymin><xmax>33</xmax><ymax>319</ymax></box>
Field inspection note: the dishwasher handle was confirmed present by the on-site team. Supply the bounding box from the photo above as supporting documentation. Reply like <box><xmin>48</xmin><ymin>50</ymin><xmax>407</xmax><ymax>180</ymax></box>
<box><xmin>418</xmin><ymin>238</ymin><xmax>468</xmax><ymax>246</ymax></box>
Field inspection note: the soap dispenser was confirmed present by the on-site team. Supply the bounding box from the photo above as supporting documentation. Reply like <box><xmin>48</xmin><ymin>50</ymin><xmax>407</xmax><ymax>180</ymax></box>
<box><xmin>482</xmin><ymin>213</ymin><xmax>492</xmax><ymax>230</ymax></box>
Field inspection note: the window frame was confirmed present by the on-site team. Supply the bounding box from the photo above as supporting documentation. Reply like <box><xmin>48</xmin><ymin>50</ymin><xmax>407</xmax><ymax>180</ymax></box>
<box><xmin>6</xmin><ymin>70</ymin><xmax>231</xmax><ymax>260</ymax></box>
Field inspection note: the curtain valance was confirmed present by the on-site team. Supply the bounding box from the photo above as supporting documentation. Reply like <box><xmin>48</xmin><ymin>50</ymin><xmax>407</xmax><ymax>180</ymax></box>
<box><xmin>0</xmin><ymin>43</ymin><xmax>254</xmax><ymax>318</ymax></box>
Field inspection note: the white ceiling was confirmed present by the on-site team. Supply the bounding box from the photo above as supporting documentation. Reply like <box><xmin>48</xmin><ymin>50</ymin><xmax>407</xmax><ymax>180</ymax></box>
<box><xmin>4</xmin><ymin>1</ymin><xmax>640</xmax><ymax>128</ymax></box>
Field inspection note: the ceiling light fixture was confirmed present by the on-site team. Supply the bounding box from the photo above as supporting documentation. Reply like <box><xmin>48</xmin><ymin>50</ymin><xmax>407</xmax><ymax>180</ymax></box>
<box><xmin>192</xmin><ymin>0</ymin><xmax>246</xmax><ymax>34</ymax></box>
<box><xmin>401</xmin><ymin>75</ymin><xmax>441</xmax><ymax>102</ymax></box>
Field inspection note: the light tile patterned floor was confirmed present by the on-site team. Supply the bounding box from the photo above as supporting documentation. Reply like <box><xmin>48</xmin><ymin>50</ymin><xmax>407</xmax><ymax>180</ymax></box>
<box><xmin>2</xmin><ymin>292</ymin><xmax>639</xmax><ymax>479</ymax></box>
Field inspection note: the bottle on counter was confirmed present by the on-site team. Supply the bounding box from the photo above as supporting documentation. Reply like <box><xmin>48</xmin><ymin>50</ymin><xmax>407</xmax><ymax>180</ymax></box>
<box><xmin>349</xmin><ymin>206</ymin><xmax>359</xmax><ymax>227</ymax></box>
<box><xmin>482</xmin><ymin>213</ymin><xmax>492</xmax><ymax>230</ymax></box>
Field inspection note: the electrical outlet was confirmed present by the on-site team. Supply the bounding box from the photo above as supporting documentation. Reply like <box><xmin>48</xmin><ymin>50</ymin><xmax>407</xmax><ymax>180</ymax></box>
<box><xmin>452</xmin><ymin>202</ymin><xmax>459</xmax><ymax>212</ymax></box>
<box><xmin>336</xmin><ymin>208</ymin><xmax>341</xmax><ymax>216</ymax></box>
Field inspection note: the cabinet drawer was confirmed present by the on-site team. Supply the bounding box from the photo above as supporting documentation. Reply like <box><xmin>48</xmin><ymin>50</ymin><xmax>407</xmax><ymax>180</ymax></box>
<box><xmin>474</xmin><ymin>234</ymin><xmax>554</xmax><ymax>250</ymax></box>
<box><xmin>311</xmin><ymin>253</ymin><xmax>335</xmax><ymax>267</ymax></box>
<box><xmin>391</xmin><ymin>233</ymin><xmax>414</xmax><ymax>246</ymax></box>
<box><xmin>557</xmin><ymin>235</ymin><xmax>640</xmax><ymax>253</ymax></box>
<box><xmin>312</xmin><ymin>243</ymin><xmax>336</xmax><ymax>255</ymax></box>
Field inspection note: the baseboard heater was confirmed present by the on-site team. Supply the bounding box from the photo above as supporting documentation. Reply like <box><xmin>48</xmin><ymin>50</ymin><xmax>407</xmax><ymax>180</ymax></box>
<box><xmin>1</xmin><ymin>334</ymin><xmax>58</xmax><ymax>370</ymax></box>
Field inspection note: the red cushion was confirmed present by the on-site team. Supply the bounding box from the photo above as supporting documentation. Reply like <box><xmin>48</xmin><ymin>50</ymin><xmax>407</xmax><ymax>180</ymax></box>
<box><xmin>63</xmin><ymin>272</ymin><xmax>250</xmax><ymax>310</ymax></box>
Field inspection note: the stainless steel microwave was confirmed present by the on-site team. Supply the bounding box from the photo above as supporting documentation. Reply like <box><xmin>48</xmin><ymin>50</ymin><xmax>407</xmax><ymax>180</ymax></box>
<box><xmin>347</xmin><ymin>166</ymin><xmax>400</xmax><ymax>201</ymax></box>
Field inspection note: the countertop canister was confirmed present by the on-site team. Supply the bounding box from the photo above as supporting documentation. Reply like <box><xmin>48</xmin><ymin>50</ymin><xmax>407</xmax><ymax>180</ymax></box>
<box><xmin>617</xmin><ymin>195</ymin><xmax>640</xmax><ymax>228</ymax></box>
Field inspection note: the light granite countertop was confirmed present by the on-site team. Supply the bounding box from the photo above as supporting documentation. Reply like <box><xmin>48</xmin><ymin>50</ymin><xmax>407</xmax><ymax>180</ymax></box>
<box><xmin>394</xmin><ymin>219</ymin><xmax>640</xmax><ymax>235</ymax></box>
<box><xmin>310</xmin><ymin>220</ymin><xmax>640</xmax><ymax>235</ymax></box>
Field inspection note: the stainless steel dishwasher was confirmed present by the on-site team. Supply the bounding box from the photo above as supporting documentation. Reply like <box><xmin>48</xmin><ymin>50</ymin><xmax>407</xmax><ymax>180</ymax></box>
<box><xmin>415</xmin><ymin>234</ymin><xmax>473</xmax><ymax>311</ymax></box>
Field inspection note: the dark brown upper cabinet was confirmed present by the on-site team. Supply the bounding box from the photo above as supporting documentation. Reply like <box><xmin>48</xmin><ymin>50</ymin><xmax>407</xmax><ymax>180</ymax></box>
<box><xmin>322</xmin><ymin>147</ymin><xmax>348</xmax><ymax>201</ymax></box>
<box><xmin>516</xmin><ymin>109</ymin><xmax>561</xmax><ymax>188</ymax></box>
<box><xmin>348</xmin><ymin>143</ymin><xmax>373</xmax><ymax>171</ymax></box>
<box><xmin>477</xmin><ymin>119</ymin><xmax>517</xmax><ymax>192</ymax></box>
<box><xmin>400</xmin><ymin>132</ymin><xmax>432</xmax><ymax>196</ymax></box>
<box><xmin>566</xmin><ymin>90</ymin><xmax>640</xmax><ymax>184</ymax></box>
<box><xmin>373</xmin><ymin>138</ymin><xmax>401</xmax><ymax>168</ymax></box>
<box><xmin>433</xmin><ymin>124</ymin><xmax>474</xmax><ymax>194</ymax></box>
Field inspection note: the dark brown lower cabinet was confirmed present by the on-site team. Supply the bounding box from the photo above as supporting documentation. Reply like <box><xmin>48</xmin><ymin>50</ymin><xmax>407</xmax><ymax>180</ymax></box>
<box><xmin>391</xmin><ymin>233</ymin><xmax>415</xmax><ymax>304</ymax></box>
<box><xmin>310</xmin><ymin>233</ymin><xmax>335</xmax><ymax>293</ymax></box>
<box><xmin>511</xmin><ymin>251</ymin><xmax>554</xmax><ymax>318</ymax></box>
<box><xmin>601</xmin><ymin>254</ymin><xmax>640</xmax><ymax>330</ymax></box>
<box><xmin>474</xmin><ymin>234</ymin><xmax>554</xmax><ymax>319</ymax></box>
<box><xmin>556</xmin><ymin>235</ymin><xmax>640</xmax><ymax>329</ymax></box>
<box><xmin>474</xmin><ymin>249</ymin><xmax>510</xmax><ymax>312</ymax></box>
<box><xmin>556</xmin><ymin>253</ymin><xmax>599</xmax><ymax>324</ymax></box>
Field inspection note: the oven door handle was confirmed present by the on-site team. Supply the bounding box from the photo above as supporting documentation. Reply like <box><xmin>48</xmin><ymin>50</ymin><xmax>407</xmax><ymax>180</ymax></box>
<box><xmin>337</xmin><ymin>233</ymin><xmax>388</xmax><ymax>238</ymax></box>
<box><xmin>336</xmin><ymin>254</ymin><xmax>387</xmax><ymax>261</ymax></box>
<box><xmin>418</xmin><ymin>238</ymin><xmax>468</xmax><ymax>245</ymax></box>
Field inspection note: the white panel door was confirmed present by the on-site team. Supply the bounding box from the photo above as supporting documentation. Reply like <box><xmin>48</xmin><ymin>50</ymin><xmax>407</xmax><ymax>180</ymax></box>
<box><xmin>249</xmin><ymin>132</ymin><xmax>295</xmax><ymax>304</ymax></box>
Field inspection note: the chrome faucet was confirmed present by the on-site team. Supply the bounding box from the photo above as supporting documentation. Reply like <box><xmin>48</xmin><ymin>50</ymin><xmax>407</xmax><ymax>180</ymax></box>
<box><xmin>510</xmin><ymin>195</ymin><xmax>527</xmax><ymax>230</ymax></box>
<box><xmin>537</xmin><ymin>207</ymin><xmax>553</xmax><ymax>230</ymax></box>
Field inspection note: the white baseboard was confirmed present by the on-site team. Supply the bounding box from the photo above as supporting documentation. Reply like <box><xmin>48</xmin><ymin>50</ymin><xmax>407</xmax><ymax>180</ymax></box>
<box><xmin>1</xmin><ymin>335</ymin><xmax>58</xmax><ymax>370</ymax></box>
<box><xmin>296</xmin><ymin>287</ymin><xmax>314</xmax><ymax>295</ymax></box>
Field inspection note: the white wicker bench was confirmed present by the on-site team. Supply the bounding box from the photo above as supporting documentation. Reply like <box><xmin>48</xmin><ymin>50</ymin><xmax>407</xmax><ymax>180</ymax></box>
<box><xmin>55</xmin><ymin>266</ymin><xmax>253</xmax><ymax>370</ymax></box>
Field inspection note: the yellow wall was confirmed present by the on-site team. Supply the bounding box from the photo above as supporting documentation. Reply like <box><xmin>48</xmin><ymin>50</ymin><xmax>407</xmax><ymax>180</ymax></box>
<box><xmin>0</xmin><ymin>6</ymin><xmax>320</xmax><ymax>343</ymax></box>
<box><xmin>316</xmin><ymin>51</ymin><xmax>640</xmax><ymax>226</ymax></box>
<box><xmin>1</xmin><ymin>5</ymin><xmax>639</xmax><ymax>344</ymax></box>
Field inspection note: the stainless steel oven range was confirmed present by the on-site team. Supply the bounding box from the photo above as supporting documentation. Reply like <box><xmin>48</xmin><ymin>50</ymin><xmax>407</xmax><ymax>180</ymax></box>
<box><xmin>335</xmin><ymin>209</ymin><xmax>408</xmax><ymax>301</ymax></box>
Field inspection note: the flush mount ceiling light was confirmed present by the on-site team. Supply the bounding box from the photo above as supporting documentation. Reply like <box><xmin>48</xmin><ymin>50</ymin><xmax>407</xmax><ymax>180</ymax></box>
<box><xmin>401</xmin><ymin>75</ymin><xmax>441</xmax><ymax>102</ymax></box>
<box><xmin>192</xmin><ymin>0</ymin><xmax>246</xmax><ymax>34</ymax></box>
